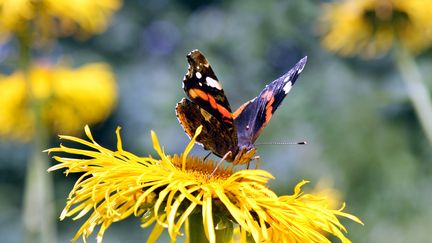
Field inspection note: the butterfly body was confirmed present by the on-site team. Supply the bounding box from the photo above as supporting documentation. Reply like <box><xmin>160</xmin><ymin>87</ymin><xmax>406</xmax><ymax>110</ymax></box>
<box><xmin>176</xmin><ymin>50</ymin><xmax>307</xmax><ymax>165</ymax></box>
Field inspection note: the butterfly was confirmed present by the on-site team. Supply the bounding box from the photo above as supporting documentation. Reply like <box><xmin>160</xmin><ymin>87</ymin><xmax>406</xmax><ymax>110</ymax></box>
<box><xmin>176</xmin><ymin>50</ymin><xmax>307</xmax><ymax>165</ymax></box>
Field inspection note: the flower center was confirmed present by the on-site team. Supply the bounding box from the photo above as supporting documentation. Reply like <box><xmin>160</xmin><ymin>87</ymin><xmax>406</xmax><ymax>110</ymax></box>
<box><xmin>362</xmin><ymin>2</ymin><xmax>410</xmax><ymax>33</ymax></box>
<box><xmin>169</xmin><ymin>155</ymin><xmax>234</xmax><ymax>180</ymax></box>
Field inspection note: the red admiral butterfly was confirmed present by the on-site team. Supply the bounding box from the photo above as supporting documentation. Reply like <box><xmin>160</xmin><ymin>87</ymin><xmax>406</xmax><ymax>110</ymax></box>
<box><xmin>176</xmin><ymin>50</ymin><xmax>307</xmax><ymax>165</ymax></box>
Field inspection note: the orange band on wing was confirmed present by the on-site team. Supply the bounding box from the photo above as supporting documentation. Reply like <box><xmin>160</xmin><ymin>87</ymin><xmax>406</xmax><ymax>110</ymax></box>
<box><xmin>265</xmin><ymin>97</ymin><xmax>274</xmax><ymax>124</ymax></box>
<box><xmin>261</xmin><ymin>90</ymin><xmax>273</xmax><ymax>101</ymax></box>
<box><xmin>189</xmin><ymin>88</ymin><xmax>232</xmax><ymax>121</ymax></box>
<box><xmin>233</xmin><ymin>101</ymin><xmax>249</xmax><ymax>119</ymax></box>
<box><xmin>262</xmin><ymin>90</ymin><xmax>274</xmax><ymax>124</ymax></box>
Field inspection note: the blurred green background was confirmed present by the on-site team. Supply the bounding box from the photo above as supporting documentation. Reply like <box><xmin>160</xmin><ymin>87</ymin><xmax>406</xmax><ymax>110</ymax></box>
<box><xmin>1</xmin><ymin>0</ymin><xmax>431</xmax><ymax>242</ymax></box>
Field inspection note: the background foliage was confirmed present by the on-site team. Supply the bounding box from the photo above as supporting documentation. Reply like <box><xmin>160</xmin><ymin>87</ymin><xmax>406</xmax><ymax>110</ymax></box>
<box><xmin>1</xmin><ymin>0</ymin><xmax>431</xmax><ymax>242</ymax></box>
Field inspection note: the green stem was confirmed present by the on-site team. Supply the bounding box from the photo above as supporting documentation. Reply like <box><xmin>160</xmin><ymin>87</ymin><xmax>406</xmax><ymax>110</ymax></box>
<box><xmin>394</xmin><ymin>48</ymin><xmax>432</xmax><ymax>145</ymax></box>
<box><xmin>19</xmin><ymin>26</ymin><xmax>57</xmax><ymax>243</ymax></box>
<box><xmin>187</xmin><ymin>211</ymin><xmax>234</xmax><ymax>243</ymax></box>
<box><xmin>188</xmin><ymin>212</ymin><xmax>209</xmax><ymax>243</ymax></box>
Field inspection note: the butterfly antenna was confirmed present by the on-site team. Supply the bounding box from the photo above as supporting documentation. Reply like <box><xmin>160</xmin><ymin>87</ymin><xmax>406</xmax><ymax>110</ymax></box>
<box><xmin>256</xmin><ymin>141</ymin><xmax>307</xmax><ymax>146</ymax></box>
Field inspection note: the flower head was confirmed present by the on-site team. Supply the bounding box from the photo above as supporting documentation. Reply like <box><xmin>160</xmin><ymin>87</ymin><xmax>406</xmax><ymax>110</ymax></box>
<box><xmin>0</xmin><ymin>63</ymin><xmax>117</xmax><ymax>140</ymax></box>
<box><xmin>0</xmin><ymin>0</ymin><xmax>122</xmax><ymax>40</ymax></box>
<box><xmin>319</xmin><ymin>0</ymin><xmax>432</xmax><ymax>58</ymax></box>
<box><xmin>48</xmin><ymin>126</ymin><xmax>362</xmax><ymax>243</ymax></box>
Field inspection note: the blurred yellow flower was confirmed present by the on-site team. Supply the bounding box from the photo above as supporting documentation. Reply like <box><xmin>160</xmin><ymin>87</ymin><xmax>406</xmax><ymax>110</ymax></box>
<box><xmin>0</xmin><ymin>63</ymin><xmax>117</xmax><ymax>140</ymax></box>
<box><xmin>0</xmin><ymin>0</ymin><xmax>122</xmax><ymax>39</ymax></box>
<box><xmin>320</xmin><ymin>0</ymin><xmax>432</xmax><ymax>58</ymax></box>
<box><xmin>48</xmin><ymin>126</ymin><xmax>362</xmax><ymax>243</ymax></box>
<box><xmin>310</xmin><ymin>178</ymin><xmax>343</xmax><ymax>210</ymax></box>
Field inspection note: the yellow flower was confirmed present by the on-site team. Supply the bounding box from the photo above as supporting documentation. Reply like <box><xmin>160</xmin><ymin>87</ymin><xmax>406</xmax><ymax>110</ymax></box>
<box><xmin>0</xmin><ymin>63</ymin><xmax>117</xmax><ymax>140</ymax></box>
<box><xmin>0</xmin><ymin>0</ymin><xmax>122</xmax><ymax>39</ymax></box>
<box><xmin>319</xmin><ymin>0</ymin><xmax>432</xmax><ymax>58</ymax></box>
<box><xmin>310</xmin><ymin>178</ymin><xmax>343</xmax><ymax>210</ymax></box>
<box><xmin>48</xmin><ymin>126</ymin><xmax>363</xmax><ymax>243</ymax></box>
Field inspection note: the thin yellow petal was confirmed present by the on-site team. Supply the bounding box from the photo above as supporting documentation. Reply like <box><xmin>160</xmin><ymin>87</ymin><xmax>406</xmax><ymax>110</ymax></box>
<box><xmin>174</xmin><ymin>191</ymin><xmax>203</xmax><ymax>234</ymax></box>
<box><xmin>147</xmin><ymin>217</ymin><xmax>165</xmax><ymax>243</ymax></box>
<box><xmin>115</xmin><ymin>126</ymin><xmax>124</xmax><ymax>151</ymax></box>
<box><xmin>182</xmin><ymin>125</ymin><xmax>202</xmax><ymax>170</ymax></box>
<box><xmin>151</xmin><ymin>130</ymin><xmax>174</xmax><ymax>169</ymax></box>
<box><xmin>202</xmin><ymin>194</ymin><xmax>215</xmax><ymax>243</ymax></box>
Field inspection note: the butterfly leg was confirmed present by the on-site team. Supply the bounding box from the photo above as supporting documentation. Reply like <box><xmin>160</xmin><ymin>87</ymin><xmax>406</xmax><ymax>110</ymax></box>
<box><xmin>207</xmin><ymin>151</ymin><xmax>232</xmax><ymax>180</ymax></box>
<box><xmin>203</xmin><ymin>152</ymin><xmax>212</xmax><ymax>161</ymax></box>
<box><xmin>253</xmin><ymin>156</ymin><xmax>260</xmax><ymax>169</ymax></box>
<box><xmin>245</xmin><ymin>156</ymin><xmax>260</xmax><ymax>169</ymax></box>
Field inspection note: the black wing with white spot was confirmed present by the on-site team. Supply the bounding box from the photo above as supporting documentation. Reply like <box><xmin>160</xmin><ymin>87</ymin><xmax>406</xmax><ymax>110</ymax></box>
<box><xmin>182</xmin><ymin>50</ymin><xmax>235</xmax><ymax>129</ymax></box>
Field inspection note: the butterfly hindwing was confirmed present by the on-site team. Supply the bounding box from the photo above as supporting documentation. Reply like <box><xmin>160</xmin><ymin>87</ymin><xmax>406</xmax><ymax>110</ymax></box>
<box><xmin>175</xmin><ymin>98</ymin><xmax>237</xmax><ymax>159</ymax></box>
<box><xmin>234</xmin><ymin>56</ymin><xmax>307</xmax><ymax>147</ymax></box>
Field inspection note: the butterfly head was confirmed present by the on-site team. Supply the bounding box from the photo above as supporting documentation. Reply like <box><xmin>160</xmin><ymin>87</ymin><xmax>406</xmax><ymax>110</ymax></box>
<box><xmin>232</xmin><ymin>146</ymin><xmax>257</xmax><ymax>165</ymax></box>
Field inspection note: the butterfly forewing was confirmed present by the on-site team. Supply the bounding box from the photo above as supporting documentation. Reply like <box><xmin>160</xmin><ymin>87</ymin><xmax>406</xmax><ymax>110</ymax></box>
<box><xmin>234</xmin><ymin>56</ymin><xmax>307</xmax><ymax>147</ymax></box>
<box><xmin>183</xmin><ymin>50</ymin><xmax>236</xmax><ymax>132</ymax></box>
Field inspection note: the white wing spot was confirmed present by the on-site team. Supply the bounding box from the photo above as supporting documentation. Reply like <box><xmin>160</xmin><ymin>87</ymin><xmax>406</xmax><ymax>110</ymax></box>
<box><xmin>205</xmin><ymin>77</ymin><xmax>222</xmax><ymax>90</ymax></box>
<box><xmin>196</xmin><ymin>72</ymin><xmax>202</xmax><ymax>79</ymax></box>
<box><xmin>283</xmin><ymin>81</ymin><xmax>292</xmax><ymax>94</ymax></box>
